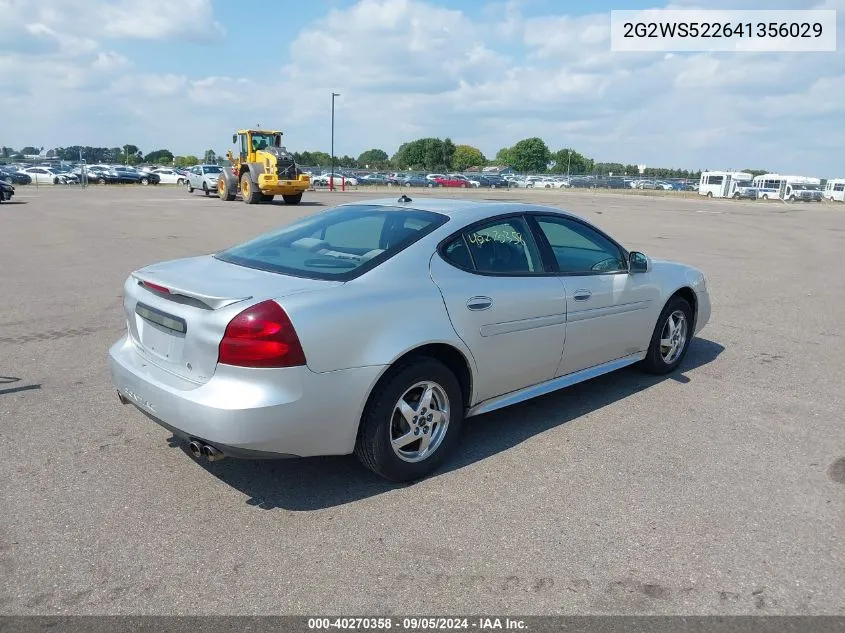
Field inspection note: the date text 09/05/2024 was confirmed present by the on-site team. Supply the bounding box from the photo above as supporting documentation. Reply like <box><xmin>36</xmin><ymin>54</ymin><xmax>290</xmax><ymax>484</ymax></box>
<box><xmin>609</xmin><ymin>9</ymin><xmax>837</xmax><ymax>52</ymax></box>
<box><xmin>307</xmin><ymin>617</ymin><xmax>528</xmax><ymax>630</ymax></box>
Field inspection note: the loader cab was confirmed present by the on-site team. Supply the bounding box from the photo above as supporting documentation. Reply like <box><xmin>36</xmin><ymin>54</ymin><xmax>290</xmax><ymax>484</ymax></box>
<box><xmin>233</xmin><ymin>130</ymin><xmax>284</xmax><ymax>162</ymax></box>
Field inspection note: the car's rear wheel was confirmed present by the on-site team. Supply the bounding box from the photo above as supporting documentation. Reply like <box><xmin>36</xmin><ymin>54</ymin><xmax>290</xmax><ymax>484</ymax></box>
<box><xmin>355</xmin><ymin>357</ymin><xmax>464</xmax><ymax>482</ymax></box>
<box><xmin>141</xmin><ymin>177</ymin><xmax>149</xmax><ymax>185</ymax></box>
<box><xmin>202</xmin><ymin>182</ymin><xmax>210</xmax><ymax>196</ymax></box>
<box><xmin>187</xmin><ymin>181</ymin><xmax>194</xmax><ymax>193</ymax></box>
<box><xmin>641</xmin><ymin>296</ymin><xmax>693</xmax><ymax>375</ymax></box>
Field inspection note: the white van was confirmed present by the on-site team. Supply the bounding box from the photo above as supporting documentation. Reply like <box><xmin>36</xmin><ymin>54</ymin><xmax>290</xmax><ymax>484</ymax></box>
<box><xmin>698</xmin><ymin>171</ymin><xmax>756</xmax><ymax>199</ymax></box>
<box><xmin>823</xmin><ymin>178</ymin><xmax>845</xmax><ymax>202</ymax></box>
<box><xmin>751</xmin><ymin>174</ymin><xmax>822</xmax><ymax>201</ymax></box>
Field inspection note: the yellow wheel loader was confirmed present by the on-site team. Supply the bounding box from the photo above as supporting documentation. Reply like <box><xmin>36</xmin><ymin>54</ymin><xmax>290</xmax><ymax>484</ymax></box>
<box><xmin>218</xmin><ymin>129</ymin><xmax>310</xmax><ymax>204</ymax></box>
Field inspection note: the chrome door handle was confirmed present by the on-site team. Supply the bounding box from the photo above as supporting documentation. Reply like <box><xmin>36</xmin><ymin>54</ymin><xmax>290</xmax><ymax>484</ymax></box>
<box><xmin>466</xmin><ymin>296</ymin><xmax>493</xmax><ymax>311</ymax></box>
<box><xmin>573</xmin><ymin>290</ymin><xmax>592</xmax><ymax>301</ymax></box>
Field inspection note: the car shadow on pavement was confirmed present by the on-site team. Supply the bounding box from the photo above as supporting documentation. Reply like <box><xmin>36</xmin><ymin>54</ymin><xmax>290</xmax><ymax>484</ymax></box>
<box><xmin>179</xmin><ymin>337</ymin><xmax>724</xmax><ymax>511</ymax></box>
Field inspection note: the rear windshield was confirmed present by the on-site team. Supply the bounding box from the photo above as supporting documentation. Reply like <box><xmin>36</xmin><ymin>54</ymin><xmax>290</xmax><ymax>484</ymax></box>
<box><xmin>214</xmin><ymin>204</ymin><xmax>448</xmax><ymax>280</ymax></box>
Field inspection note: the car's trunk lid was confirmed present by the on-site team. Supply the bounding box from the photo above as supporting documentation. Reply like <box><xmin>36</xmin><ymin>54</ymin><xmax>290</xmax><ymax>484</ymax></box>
<box><xmin>123</xmin><ymin>255</ymin><xmax>339</xmax><ymax>384</ymax></box>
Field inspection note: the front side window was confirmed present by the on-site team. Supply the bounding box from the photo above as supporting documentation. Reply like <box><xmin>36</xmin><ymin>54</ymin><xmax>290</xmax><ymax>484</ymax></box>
<box><xmin>535</xmin><ymin>216</ymin><xmax>627</xmax><ymax>274</ymax></box>
<box><xmin>443</xmin><ymin>216</ymin><xmax>543</xmax><ymax>274</ymax></box>
<box><xmin>215</xmin><ymin>205</ymin><xmax>447</xmax><ymax>280</ymax></box>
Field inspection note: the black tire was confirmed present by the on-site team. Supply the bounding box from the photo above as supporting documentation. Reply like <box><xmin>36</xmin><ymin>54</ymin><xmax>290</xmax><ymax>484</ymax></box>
<box><xmin>203</xmin><ymin>182</ymin><xmax>210</xmax><ymax>196</ymax></box>
<box><xmin>177</xmin><ymin>178</ymin><xmax>185</xmax><ymax>186</ymax></box>
<box><xmin>260</xmin><ymin>194</ymin><xmax>274</xmax><ymax>202</ymax></box>
<box><xmin>640</xmin><ymin>296</ymin><xmax>694</xmax><ymax>375</ymax></box>
<box><xmin>187</xmin><ymin>182</ymin><xmax>194</xmax><ymax>193</ymax></box>
<box><xmin>98</xmin><ymin>177</ymin><xmax>106</xmax><ymax>185</ymax></box>
<box><xmin>706</xmin><ymin>191</ymin><xmax>713</xmax><ymax>198</ymax></box>
<box><xmin>218</xmin><ymin>177</ymin><xmax>236</xmax><ymax>201</ymax></box>
<box><xmin>355</xmin><ymin>357</ymin><xmax>464</xmax><ymax>482</ymax></box>
<box><xmin>282</xmin><ymin>192</ymin><xmax>302</xmax><ymax>205</ymax></box>
<box><xmin>240</xmin><ymin>173</ymin><xmax>260</xmax><ymax>204</ymax></box>
<box><xmin>53</xmin><ymin>177</ymin><xmax>60</xmax><ymax>185</ymax></box>
<box><xmin>141</xmin><ymin>177</ymin><xmax>149</xmax><ymax>185</ymax></box>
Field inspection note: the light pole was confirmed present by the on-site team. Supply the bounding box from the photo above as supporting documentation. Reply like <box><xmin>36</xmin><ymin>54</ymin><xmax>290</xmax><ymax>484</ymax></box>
<box><xmin>330</xmin><ymin>92</ymin><xmax>340</xmax><ymax>191</ymax></box>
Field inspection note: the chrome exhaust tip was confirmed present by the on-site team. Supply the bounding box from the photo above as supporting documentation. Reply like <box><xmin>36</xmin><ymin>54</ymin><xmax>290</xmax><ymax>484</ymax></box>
<box><xmin>201</xmin><ymin>443</ymin><xmax>224</xmax><ymax>462</ymax></box>
<box><xmin>188</xmin><ymin>440</ymin><xmax>203</xmax><ymax>459</ymax></box>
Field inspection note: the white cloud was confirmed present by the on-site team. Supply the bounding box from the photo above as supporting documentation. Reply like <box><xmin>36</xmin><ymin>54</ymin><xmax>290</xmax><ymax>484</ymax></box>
<box><xmin>0</xmin><ymin>0</ymin><xmax>843</xmax><ymax>175</ymax></box>
<box><xmin>0</xmin><ymin>0</ymin><xmax>224</xmax><ymax>44</ymax></box>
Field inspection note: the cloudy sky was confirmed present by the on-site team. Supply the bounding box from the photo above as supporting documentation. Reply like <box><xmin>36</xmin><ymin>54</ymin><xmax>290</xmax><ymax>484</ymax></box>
<box><xmin>1</xmin><ymin>0</ymin><xmax>843</xmax><ymax>175</ymax></box>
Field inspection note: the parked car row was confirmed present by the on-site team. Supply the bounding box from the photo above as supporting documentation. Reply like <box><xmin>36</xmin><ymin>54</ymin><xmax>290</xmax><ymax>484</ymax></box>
<box><xmin>304</xmin><ymin>170</ymin><xmax>513</xmax><ymax>189</ymax></box>
<box><xmin>0</xmin><ymin>161</ymin><xmax>199</xmax><ymax>186</ymax></box>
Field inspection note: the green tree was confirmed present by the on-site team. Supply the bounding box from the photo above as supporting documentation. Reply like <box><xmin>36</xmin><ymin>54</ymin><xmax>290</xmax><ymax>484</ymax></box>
<box><xmin>357</xmin><ymin>148</ymin><xmax>389</xmax><ymax>168</ymax></box>
<box><xmin>508</xmin><ymin>137</ymin><xmax>550</xmax><ymax>173</ymax></box>
<box><xmin>203</xmin><ymin>149</ymin><xmax>217</xmax><ymax>164</ymax></box>
<box><xmin>20</xmin><ymin>146</ymin><xmax>40</xmax><ymax>155</ymax></box>
<box><xmin>392</xmin><ymin>138</ymin><xmax>456</xmax><ymax>171</ymax></box>
<box><xmin>121</xmin><ymin>144</ymin><xmax>143</xmax><ymax>165</ymax></box>
<box><xmin>451</xmin><ymin>145</ymin><xmax>486</xmax><ymax>171</ymax></box>
<box><xmin>292</xmin><ymin>151</ymin><xmax>332</xmax><ymax>167</ymax></box>
<box><xmin>144</xmin><ymin>149</ymin><xmax>174</xmax><ymax>164</ymax></box>
<box><xmin>494</xmin><ymin>147</ymin><xmax>514</xmax><ymax>165</ymax></box>
<box><xmin>1</xmin><ymin>147</ymin><xmax>14</xmax><ymax>158</ymax></box>
<box><xmin>174</xmin><ymin>155</ymin><xmax>200</xmax><ymax>167</ymax></box>
<box><xmin>551</xmin><ymin>148</ymin><xmax>594</xmax><ymax>175</ymax></box>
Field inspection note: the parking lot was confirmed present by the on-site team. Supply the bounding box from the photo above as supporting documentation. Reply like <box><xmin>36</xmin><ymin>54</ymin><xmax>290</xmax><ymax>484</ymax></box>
<box><xmin>1</xmin><ymin>185</ymin><xmax>843</xmax><ymax>615</ymax></box>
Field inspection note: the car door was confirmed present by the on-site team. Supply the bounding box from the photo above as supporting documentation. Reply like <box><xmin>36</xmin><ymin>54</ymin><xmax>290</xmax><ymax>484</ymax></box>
<box><xmin>188</xmin><ymin>167</ymin><xmax>199</xmax><ymax>187</ymax></box>
<box><xmin>429</xmin><ymin>214</ymin><xmax>567</xmax><ymax>403</ymax></box>
<box><xmin>530</xmin><ymin>213</ymin><xmax>657</xmax><ymax>377</ymax></box>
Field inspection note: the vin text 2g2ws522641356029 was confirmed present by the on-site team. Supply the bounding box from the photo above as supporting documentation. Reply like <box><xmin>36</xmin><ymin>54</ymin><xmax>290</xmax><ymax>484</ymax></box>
<box><xmin>109</xmin><ymin>197</ymin><xmax>710</xmax><ymax>482</ymax></box>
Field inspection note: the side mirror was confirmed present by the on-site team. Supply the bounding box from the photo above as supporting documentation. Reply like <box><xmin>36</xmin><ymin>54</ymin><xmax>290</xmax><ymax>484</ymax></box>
<box><xmin>232</xmin><ymin>134</ymin><xmax>237</xmax><ymax>144</ymax></box>
<box><xmin>629</xmin><ymin>251</ymin><xmax>651</xmax><ymax>273</ymax></box>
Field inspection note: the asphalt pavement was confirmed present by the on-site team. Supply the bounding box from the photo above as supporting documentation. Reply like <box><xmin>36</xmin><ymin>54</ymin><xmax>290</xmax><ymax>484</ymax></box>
<box><xmin>1</xmin><ymin>184</ymin><xmax>843</xmax><ymax>615</ymax></box>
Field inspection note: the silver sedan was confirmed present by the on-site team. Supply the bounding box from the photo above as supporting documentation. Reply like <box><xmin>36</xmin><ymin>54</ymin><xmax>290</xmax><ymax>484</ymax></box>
<box><xmin>109</xmin><ymin>196</ymin><xmax>711</xmax><ymax>482</ymax></box>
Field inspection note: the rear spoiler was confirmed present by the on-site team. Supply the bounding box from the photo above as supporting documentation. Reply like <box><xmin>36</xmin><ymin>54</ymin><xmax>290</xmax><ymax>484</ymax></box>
<box><xmin>131</xmin><ymin>272</ymin><xmax>252</xmax><ymax>310</ymax></box>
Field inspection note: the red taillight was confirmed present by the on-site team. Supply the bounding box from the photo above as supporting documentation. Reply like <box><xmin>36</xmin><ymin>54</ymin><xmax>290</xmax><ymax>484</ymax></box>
<box><xmin>141</xmin><ymin>281</ymin><xmax>170</xmax><ymax>294</ymax></box>
<box><xmin>218</xmin><ymin>300</ymin><xmax>306</xmax><ymax>368</ymax></box>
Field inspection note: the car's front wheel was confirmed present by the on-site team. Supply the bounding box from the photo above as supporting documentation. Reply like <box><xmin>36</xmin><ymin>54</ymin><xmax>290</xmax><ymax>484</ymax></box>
<box><xmin>641</xmin><ymin>296</ymin><xmax>693</xmax><ymax>375</ymax></box>
<box><xmin>355</xmin><ymin>357</ymin><xmax>464</xmax><ymax>482</ymax></box>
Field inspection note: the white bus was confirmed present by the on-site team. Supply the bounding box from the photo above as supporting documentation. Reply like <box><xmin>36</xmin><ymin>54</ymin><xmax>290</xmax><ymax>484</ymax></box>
<box><xmin>823</xmin><ymin>178</ymin><xmax>845</xmax><ymax>202</ymax></box>
<box><xmin>751</xmin><ymin>174</ymin><xmax>822</xmax><ymax>201</ymax></box>
<box><xmin>698</xmin><ymin>171</ymin><xmax>757</xmax><ymax>199</ymax></box>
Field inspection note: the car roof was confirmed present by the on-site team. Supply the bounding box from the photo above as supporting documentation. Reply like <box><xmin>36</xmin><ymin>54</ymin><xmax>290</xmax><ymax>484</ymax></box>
<box><xmin>337</xmin><ymin>197</ymin><xmax>581</xmax><ymax>223</ymax></box>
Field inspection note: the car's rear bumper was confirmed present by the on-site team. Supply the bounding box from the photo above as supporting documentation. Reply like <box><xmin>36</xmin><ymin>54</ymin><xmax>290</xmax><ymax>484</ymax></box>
<box><xmin>108</xmin><ymin>335</ymin><xmax>384</xmax><ymax>458</ymax></box>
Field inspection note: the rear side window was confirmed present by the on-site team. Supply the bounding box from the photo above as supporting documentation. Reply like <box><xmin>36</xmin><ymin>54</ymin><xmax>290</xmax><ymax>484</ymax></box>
<box><xmin>441</xmin><ymin>216</ymin><xmax>544</xmax><ymax>274</ymax></box>
<box><xmin>215</xmin><ymin>205</ymin><xmax>447</xmax><ymax>280</ymax></box>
